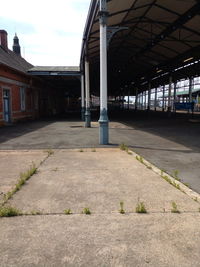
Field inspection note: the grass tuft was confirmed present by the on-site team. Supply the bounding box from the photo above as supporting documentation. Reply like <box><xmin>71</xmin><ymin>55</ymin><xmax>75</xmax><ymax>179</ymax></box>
<box><xmin>119</xmin><ymin>201</ymin><xmax>125</xmax><ymax>214</ymax></box>
<box><xmin>0</xmin><ymin>206</ymin><xmax>22</xmax><ymax>217</ymax></box>
<box><xmin>3</xmin><ymin>163</ymin><xmax>37</xmax><ymax>203</ymax></box>
<box><xmin>136</xmin><ymin>200</ymin><xmax>147</xmax><ymax>214</ymax></box>
<box><xmin>64</xmin><ymin>209</ymin><xmax>72</xmax><ymax>215</ymax></box>
<box><xmin>45</xmin><ymin>149</ymin><xmax>54</xmax><ymax>156</ymax></box>
<box><xmin>171</xmin><ymin>201</ymin><xmax>180</xmax><ymax>213</ymax></box>
<box><xmin>119</xmin><ymin>143</ymin><xmax>128</xmax><ymax>151</ymax></box>
<box><xmin>30</xmin><ymin>210</ymin><xmax>42</xmax><ymax>215</ymax></box>
<box><xmin>91</xmin><ymin>148</ymin><xmax>96</xmax><ymax>152</ymax></box>
<box><xmin>82</xmin><ymin>208</ymin><xmax>91</xmax><ymax>215</ymax></box>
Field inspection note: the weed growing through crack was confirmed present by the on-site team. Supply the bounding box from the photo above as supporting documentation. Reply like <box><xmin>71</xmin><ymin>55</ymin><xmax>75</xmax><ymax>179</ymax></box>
<box><xmin>64</xmin><ymin>209</ymin><xmax>72</xmax><ymax>215</ymax></box>
<box><xmin>119</xmin><ymin>201</ymin><xmax>125</xmax><ymax>214</ymax></box>
<box><xmin>172</xmin><ymin>170</ymin><xmax>181</xmax><ymax>181</ymax></box>
<box><xmin>161</xmin><ymin>174</ymin><xmax>180</xmax><ymax>191</ymax></box>
<box><xmin>119</xmin><ymin>143</ymin><xmax>128</xmax><ymax>151</ymax></box>
<box><xmin>52</xmin><ymin>168</ymin><xmax>58</xmax><ymax>172</ymax></box>
<box><xmin>79</xmin><ymin>149</ymin><xmax>84</xmax><ymax>152</ymax></box>
<box><xmin>0</xmin><ymin>206</ymin><xmax>22</xmax><ymax>217</ymax></box>
<box><xmin>3</xmin><ymin>163</ymin><xmax>37</xmax><ymax>203</ymax></box>
<box><xmin>171</xmin><ymin>201</ymin><xmax>180</xmax><ymax>213</ymax></box>
<box><xmin>45</xmin><ymin>149</ymin><xmax>54</xmax><ymax>157</ymax></box>
<box><xmin>135</xmin><ymin>200</ymin><xmax>147</xmax><ymax>213</ymax></box>
<box><xmin>30</xmin><ymin>210</ymin><xmax>42</xmax><ymax>215</ymax></box>
<box><xmin>135</xmin><ymin>155</ymin><xmax>144</xmax><ymax>164</ymax></box>
<box><xmin>83</xmin><ymin>208</ymin><xmax>91</xmax><ymax>215</ymax></box>
<box><xmin>183</xmin><ymin>182</ymin><xmax>190</xmax><ymax>188</ymax></box>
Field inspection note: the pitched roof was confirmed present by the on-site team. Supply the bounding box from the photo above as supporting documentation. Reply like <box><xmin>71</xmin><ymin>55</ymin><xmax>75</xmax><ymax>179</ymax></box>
<box><xmin>0</xmin><ymin>46</ymin><xmax>33</xmax><ymax>73</ymax></box>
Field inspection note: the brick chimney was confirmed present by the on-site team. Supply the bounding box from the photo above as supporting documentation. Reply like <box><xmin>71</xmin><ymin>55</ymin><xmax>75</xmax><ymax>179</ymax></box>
<box><xmin>0</xmin><ymin>30</ymin><xmax>8</xmax><ymax>51</ymax></box>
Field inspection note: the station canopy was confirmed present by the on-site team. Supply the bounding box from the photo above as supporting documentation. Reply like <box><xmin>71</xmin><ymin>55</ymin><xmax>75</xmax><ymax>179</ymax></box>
<box><xmin>81</xmin><ymin>0</ymin><xmax>200</xmax><ymax>95</ymax></box>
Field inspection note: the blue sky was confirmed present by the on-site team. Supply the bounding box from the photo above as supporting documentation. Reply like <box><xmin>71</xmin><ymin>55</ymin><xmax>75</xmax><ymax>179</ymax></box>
<box><xmin>0</xmin><ymin>0</ymin><xmax>91</xmax><ymax>66</ymax></box>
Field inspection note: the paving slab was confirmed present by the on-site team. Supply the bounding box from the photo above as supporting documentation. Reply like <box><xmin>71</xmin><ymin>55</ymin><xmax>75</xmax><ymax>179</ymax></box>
<box><xmin>0</xmin><ymin>150</ymin><xmax>47</xmax><ymax>200</ymax></box>
<box><xmin>0</xmin><ymin>214</ymin><xmax>200</xmax><ymax>267</ymax></box>
<box><xmin>8</xmin><ymin>149</ymin><xmax>200</xmax><ymax>214</ymax></box>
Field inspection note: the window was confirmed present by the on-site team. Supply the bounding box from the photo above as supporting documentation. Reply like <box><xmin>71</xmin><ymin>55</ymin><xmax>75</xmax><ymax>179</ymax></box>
<box><xmin>20</xmin><ymin>87</ymin><xmax>26</xmax><ymax>111</ymax></box>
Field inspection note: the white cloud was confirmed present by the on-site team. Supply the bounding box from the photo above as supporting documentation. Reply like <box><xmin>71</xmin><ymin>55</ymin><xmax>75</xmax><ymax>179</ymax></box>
<box><xmin>1</xmin><ymin>0</ymin><xmax>91</xmax><ymax>65</ymax></box>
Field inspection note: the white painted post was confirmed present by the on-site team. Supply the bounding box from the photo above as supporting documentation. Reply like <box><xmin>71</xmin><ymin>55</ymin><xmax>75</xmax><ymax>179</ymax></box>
<box><xmin>189</xmin><ymin>77</ymin><xmax>193</xmax><ymax>102</ymax></box>
<box><xmin>81</xmin><ymin>74</ymin><xmax>85</xmax><ymax>121</ymax></box>
<box><xmin>168</xmin><ymin>76</ymin><xmax>172</xmax><ymax>113</ymax></box>
<box><xmin>162</xmin><ymin>85</ymin><xmax>165</xmax><ymax>111</ymax></box>
<box><xmin>135</xmin><ymin>87</ymin><xmax>138</xmax><ymax>110</ymax></box>
<box><xmin>147</xmin><ymin>82</ymin><xmax>151</xmax><ymax>110</ymax></box>
<box><xmin>99</xmin><ymin>0</ymin><xmax>109</xmax><ymax>144</ymax></box>
<box><xmin>173</xmin><ymin>81</ymin><xmax>177</xmax><ymax>112</ymax></box>
<box><xmin>154</xmin><ymin>87</ymin><xmax>157</xmax><ymax>111</ymax></box>
<box><xmin>85</xmin><ymin>59</ymin><xmax>91</xmax><ymax>127</ymax></box>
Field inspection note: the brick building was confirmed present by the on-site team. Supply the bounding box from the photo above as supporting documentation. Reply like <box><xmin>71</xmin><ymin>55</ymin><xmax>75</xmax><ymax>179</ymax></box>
<box><xmin>0</xmin><ymin>30</ymin><xmax>41</xmax><ymax>126</ymax></box>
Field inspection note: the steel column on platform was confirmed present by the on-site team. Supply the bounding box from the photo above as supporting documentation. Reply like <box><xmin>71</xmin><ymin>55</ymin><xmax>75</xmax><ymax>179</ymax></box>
<box><xmin>147</xmin><ymin>82</ymin><xmax>151</xmax><ymax>111</ymax></box>
<box><xmin>168</xmin><ymin>76</ymin><xmax>172</xmax><ymax>113</ymax></box>
<box><xmin>99</xmin><ymin>0</ymin><xmax>109</xmax><ymax>145</ymax></box>
<box><xmin>173</xmin><ymin>82</ymin><xmax>177</xmax><ymax>112</ymax></box>
<box><xmin>154</xmin><ymin>87</ymin><xmax>157</xmax><ymax>111</ymax></box>
<box><xmin>81</xmin><ymin>74</ymin><xmax>85</xmax><ymax>121</ymax></box>
<box><xmin>85</xmin><ymin>59</ymin><xmax>91</xmax><ymax>127</ymax></box>
<box><xmin>189</xmin><ymin>77</ymin><xmax>193</xmax><ymax>102</ymax></box>
<box><xmin>162</xmin><ymin>85</ymin><xmax>165</xmax><ymax>112</ymax></box>
<box><xmin>135</xmin><ymin>88</ymin><xmax>138</xmax><ymax>110</ymax></box>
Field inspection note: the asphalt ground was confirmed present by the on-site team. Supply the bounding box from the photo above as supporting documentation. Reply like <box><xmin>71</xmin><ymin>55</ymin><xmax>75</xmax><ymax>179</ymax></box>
<box><xmin>0</xmin><ymin>113</ymin><xmax>200</xmax><ymax>193</ymax></box>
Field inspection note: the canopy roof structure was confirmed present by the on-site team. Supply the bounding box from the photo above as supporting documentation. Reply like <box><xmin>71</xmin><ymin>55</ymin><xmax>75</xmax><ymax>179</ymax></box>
<box><xmin>81</xmin><ymin>0</ymin><xmax>200</xmax><ymax>95</ymax></box>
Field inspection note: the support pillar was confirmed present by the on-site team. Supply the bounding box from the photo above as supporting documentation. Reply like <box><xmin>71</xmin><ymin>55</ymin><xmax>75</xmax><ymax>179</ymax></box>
<box><xmin>99</xmin><ymin>0</ymin><xmax>109</xmax><ymax>145</ymax></box>
<box><xmin>135</xmin><ymin>88</ymin><xmax>138</xmax><ymax>110</ymax></box>
<box><xmin>173</xmin><ymin>81</ymin><xmax>177</xmax><ymax>112</ymax></box>
<box><xmin>162</xmin><ymin>85</ymin><xmax>165</xmax><ymax>112</ymax></box>
<box><xmin>189</xmin><ymin>77</ymin><xmax>193</xmax><ymax>102</ymax></box>
<box><xmin>128</xmin><ymin>90</ymin><xmax>130</xmax><ymax>110</ymax></box>
<box><xmin>147</xmin><ymin>82</ymin><xmax>151</xmax><ymax>111</ymax></box>
<box><xmin>154</xmin><ymin>87</ymin><xmax>157</xmax><ymax>111</ymax></box>
<box><xmin>168</xmin><ymin>76</ymin><xmax>172</xmax><ymax>113</ymax></box>
<box><xmin>85</xmin><ymin>59</ymin><xmax>91</xmax><ymax>127</ymax></box>
<box><xmin>81</xmin><ymin>74</ymin><xmax>85</xmax><ymax>121</ymax></box>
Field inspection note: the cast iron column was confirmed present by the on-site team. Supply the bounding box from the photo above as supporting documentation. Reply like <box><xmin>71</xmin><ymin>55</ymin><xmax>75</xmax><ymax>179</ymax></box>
<box><xmin>154</xmin><ymin>87</ymin><xmax>157</xmax><ymax>111</ymax></box>
<box><xmin>85</xmin><ymin>59</ymin><xmax>91</xmax><ymax>127</ymax></box>
<box><xmin>168</xmin><ymin>76</ymin><xmax>172</xmax><ymax>113</ymax></box>
<box><xmin>99</xmin><ymin>0</ymin><xmax>109</xmax><ymax>144</ymax></box>
<box><xmin>81</xmin><ymin>74</ymin><xmax>85</xmax><ymax>121</ymax></box>
<box><xmin>147</xmin><ymin>82</ymin><xmax>151</xmax><ymax>111</ymax></box>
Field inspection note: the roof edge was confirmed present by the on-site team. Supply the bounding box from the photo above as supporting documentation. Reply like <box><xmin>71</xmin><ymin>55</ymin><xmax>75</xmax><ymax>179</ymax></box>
<box><xmin>79</xmin><ymin>0</ymin><xmax>99</xmax><ymax>69</ymax></box>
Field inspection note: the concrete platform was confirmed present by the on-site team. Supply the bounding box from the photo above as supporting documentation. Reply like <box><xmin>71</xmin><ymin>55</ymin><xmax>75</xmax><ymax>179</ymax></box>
<box><xmin>0</xmin><ymin>148</ymin><xmax>200</xmax><ymax>266</ymax></box>
<box><xmin>1</xmin><ymin>214</ymin><xmax>200</xmax><ymax>267</ymax></box>
<box><xmin>0</xmin><ymin>150</ymin><xmax>47</xmax><ymax>200</ymax></box>
<box><xmin>0</xmin><ymin>118</ymin><xmax>200</xmax><ymax>194</ymax></box>
<box><xmin>7</xmin><ymin>149</ymin><xmax>199</xmax><ymax>214</ymax></box>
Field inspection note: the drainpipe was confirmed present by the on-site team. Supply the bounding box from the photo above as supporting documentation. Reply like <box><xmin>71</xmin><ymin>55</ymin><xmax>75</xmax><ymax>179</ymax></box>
<box><xmin>99</xmin><ymin>0</ymin><xmax>109</xmax><ymax>145</ymax></box>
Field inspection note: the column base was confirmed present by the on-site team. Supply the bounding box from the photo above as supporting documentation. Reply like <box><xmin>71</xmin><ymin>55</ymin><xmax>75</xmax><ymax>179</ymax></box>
<box><xmin>85</xmin><ymin>108</ymin><xmax>91</xmax><ymax>128</ymax></box>
<box><xmin>99</xmin><ymin>108</ymin><xmax>109</xmax><ymax>145</ymax></box>
<box><xmin>81</xmin><ymin>107</ymin><xmax>85</xmax><ymax>121</ymax></box>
